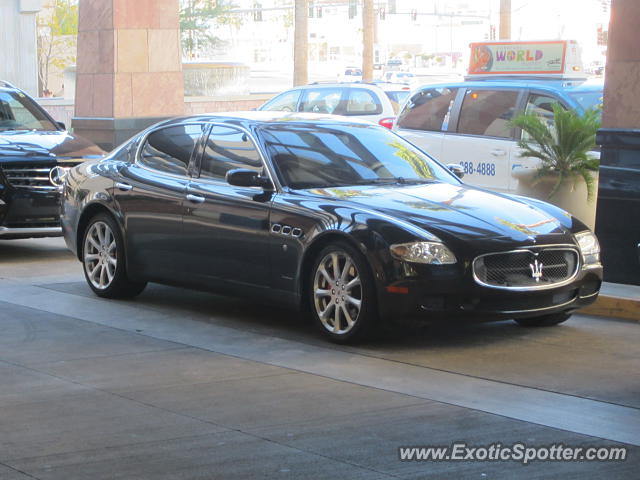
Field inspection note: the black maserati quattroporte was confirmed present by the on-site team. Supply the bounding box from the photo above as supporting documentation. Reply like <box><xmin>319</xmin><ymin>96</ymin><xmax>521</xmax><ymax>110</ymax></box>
<box><xmin>62</xmin><ymin>112</ymin><xmax>602</xmax><ymax>342</ymax></box>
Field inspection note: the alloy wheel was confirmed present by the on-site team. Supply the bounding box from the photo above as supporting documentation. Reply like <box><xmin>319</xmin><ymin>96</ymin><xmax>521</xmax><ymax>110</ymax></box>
<box><xmin>83</xmin><ymin>221</ymin><xmax>117</xmax><ymax>290</ymax></box>
<box><xmin>313</xmin><ymin>251</ymin><xmax>363</xmax><ymax>335</ymax></box>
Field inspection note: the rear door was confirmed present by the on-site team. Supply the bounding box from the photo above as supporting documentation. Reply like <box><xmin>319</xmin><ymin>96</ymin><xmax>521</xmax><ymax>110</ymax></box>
<box><xmin>394</xmin><ymin>87</ymin><xmax>460</xmax><ymax>162</ymax></box>
<box><xmin>509</xmin><ymin>91</ymin><xmax>568</xmax><ymax>190</ymax></box>
<box><xmin>444</xmin><ymin>87</ymin><xmax>523</xmax><ymax>192</ymax></box>
<box><xmin>113</xmin><ymin>123</ymin><xmax>205</xmax><ymax>279</ymax></box>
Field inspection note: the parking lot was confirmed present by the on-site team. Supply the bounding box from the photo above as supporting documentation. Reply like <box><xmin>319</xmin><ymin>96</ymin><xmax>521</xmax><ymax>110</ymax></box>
<box><xmin>1</xmin><ymin>237</ymin><xmax>638</xmax><ymax>479</ymax></box>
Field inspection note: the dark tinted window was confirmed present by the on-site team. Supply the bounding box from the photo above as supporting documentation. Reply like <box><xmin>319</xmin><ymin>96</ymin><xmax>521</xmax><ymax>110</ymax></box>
<box><xmin>200</xmin><ymin>126</ymin><xmax>263</xmax><ymax>180</ymax></box>
<box><xmin>140</xmin><ymin>124</ymin><xmax>203</xmax><ymax>175</ymax></box>
<box><xmin>345</xmin><ymin>89</ymin><xmax>382</xmax><ymax>115</ymax></box>
<box><xmin>397</xmin><ymin>88</ymin><xmax>458</xmax><ymax>131</ymax></box>
<box><xmin>457</xmin><ymin>89</ymin><xmax>519</xmax><ymax>138</ymax></box>
<box><xmin>0</xmin><ymin>91</ymin><xmax>56</xmax><ymax>131</ymax></box>
<box><xmin>262</xmin><ymin>124</ymin><xmax>456</xmax><ymax>189</ymax></box>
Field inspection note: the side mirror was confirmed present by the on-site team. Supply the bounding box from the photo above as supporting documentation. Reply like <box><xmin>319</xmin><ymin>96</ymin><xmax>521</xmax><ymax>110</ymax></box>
<box><xmin>447</xmin><ymin>164</ymin><xmax>465</xmax><ymax>179</ymax></box>
<box><xmin>56</xmin><ymin>121</ymin><xmax>66</xmax><ymax>130</ymax></box>
<box><xmin>225</xmin><ymin>169</ymin><xmax>273</xmax><ymax>189</ymax></box>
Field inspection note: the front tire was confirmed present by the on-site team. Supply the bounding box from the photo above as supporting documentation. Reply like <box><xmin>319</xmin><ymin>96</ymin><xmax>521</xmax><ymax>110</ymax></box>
<box><xmin>82</xmin><ymin>213</ymin><xmax>147</xmax><ymax>298</ymax></box>
<box><xmin>514</xmin><ymin>312</ymin><xmax>571</xmax><ymax>327</ymax></box>
<box><xmin>309</xmin><ymin>242</ymin><xmax>377</xmax><ymax>343</ymax></box>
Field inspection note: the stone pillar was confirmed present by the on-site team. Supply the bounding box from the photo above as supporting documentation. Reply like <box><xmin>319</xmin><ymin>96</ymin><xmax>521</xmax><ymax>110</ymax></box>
<box><xmin>0</xmin><ymin>0</ymin><xmax>42</xmax><ymax>96</ymax></box>
<box><xmin>595</xmin><ymin>0</ymin><xmax>640</xmax><ymax>285</ymax></box>
<box><xmin>602</xmin><ymin>0</ymin><xmax>640</xmax><ymax>129</ymax></box>
<box><xmin>72</xmin><ymin>0</ymin><xmax>184</xmax><ymax>150</ymax></box>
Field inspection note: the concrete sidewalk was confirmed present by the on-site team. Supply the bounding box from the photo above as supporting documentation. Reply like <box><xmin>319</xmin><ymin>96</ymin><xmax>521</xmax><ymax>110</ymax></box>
<box><xmin>581</xmin><ymin>281</ymin><xmax>640</xmax><ymax>322</ymax></box>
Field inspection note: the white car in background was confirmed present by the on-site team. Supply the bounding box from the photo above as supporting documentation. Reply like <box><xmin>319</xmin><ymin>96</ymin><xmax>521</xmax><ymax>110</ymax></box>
<box><xmin>338</xmin><ymin>67</ymin><xmax>363</xmax><ymax>83</ymax></box>
<box><xmin>258</xmin><ymin>82</ymin><xmax>411</xmax><ymax>129</ymax></box>
<box><xmin>384</xmin><ymin>71</ymin><xmax>415</xmax><ymax>85</ymax></box>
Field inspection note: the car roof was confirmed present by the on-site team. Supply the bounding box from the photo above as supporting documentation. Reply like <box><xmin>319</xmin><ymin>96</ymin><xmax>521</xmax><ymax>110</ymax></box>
<box><xmin>415</xmin><ymin>77</ymin><xmax>603</xmax><ymax>94</ymax></box>
<box><xmin>160</xmin><ymin>111</ymin><xmax>379</xmax><ymax>129</ymax></box>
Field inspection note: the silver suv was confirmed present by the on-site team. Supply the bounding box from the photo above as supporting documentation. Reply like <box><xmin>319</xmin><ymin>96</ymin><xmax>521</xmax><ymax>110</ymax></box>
<box><xmin>258</xmin><ymin>82</ymin><xmax>411</xmax><ymax>129</ymax></box>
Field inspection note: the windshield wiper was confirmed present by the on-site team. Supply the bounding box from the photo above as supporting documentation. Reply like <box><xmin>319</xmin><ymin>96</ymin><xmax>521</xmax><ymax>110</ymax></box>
<box><xmin>351</xmin><ymin>177</ymin><xmax>433</xmax><ymax>186</ymax></box>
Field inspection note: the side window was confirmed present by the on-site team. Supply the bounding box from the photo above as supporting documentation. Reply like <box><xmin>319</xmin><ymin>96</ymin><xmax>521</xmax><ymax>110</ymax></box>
<box><xmin>522</xmin><ymin>94</ymin><xmax>564</xmax><ymax>140</ymax></box>
<box><xmin>345</xmin><ymin>89</ymin><xmax>382</xmax><ymax>115</ymax></box>
<box><xmin>457</xmin><ymin>89</ymin><xmax>519</xmax><ymax>138</ymax></box>
<box><xmin>396</xmin><ymin>88</ymin><xmax>458</xmax><ymax>132</ymax></box>
<box><xmin>262</xmin><ymin>90</ymin><xmax>300</xmax><ymax>112</ymax></box>
<box><xmin>300</xmin><ymin>88</ymin><xmax>343</xmax><ymax>114</ymax></box>
<box><xmin>200</xmin><ymin>126</ymin><xmax>263</xmax><ymax>181</ymax></box>
<box><xmin>139</xmin><ymin>124</ymin><xmax>203</xmax><ymax>176</ymax></box>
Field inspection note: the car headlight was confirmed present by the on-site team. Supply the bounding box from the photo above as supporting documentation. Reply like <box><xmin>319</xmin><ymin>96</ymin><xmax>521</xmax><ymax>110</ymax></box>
<box><xmin>390</xmin><ymin>242</ymin><xmax>457</xmax><ymax>265</ymax></box>
<box><xmin>574</xmin><ymin>231</ymin><xmax>600</xmax><ymax>265</ymax></box>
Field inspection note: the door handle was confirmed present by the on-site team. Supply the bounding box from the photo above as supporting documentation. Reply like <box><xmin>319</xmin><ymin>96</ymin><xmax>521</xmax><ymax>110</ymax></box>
<box><xmin>490</xmin><ymin>149</ymin><xmax>507</xmax><ymax>157</ymax></box>
<box><xmin>186</xmin><ymin>193</ymin><xmax>205</xmax><ymax>204</ymax></box>
<box><xmin>115</xmin><ymin>182</ymin><xmax>133</xmax><ymax>191</ymax></box>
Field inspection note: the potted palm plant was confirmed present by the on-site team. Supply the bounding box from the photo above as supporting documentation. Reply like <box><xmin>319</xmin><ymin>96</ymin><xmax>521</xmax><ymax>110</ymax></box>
<box><xmin>510</xmin><ymin>104</ymin><xmax>601</xmax><ymax>229</ymax></box>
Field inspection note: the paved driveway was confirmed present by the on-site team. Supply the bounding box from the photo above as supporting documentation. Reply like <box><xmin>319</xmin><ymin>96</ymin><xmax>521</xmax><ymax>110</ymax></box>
<box><xmin>1</xmin><ymin>238</ymin><xmax>638</xmax><ymax>479</ymax></box>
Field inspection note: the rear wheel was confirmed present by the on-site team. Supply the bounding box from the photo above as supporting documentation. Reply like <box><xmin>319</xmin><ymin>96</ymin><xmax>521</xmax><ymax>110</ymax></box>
<box><xmin>82</xmin><ymin>213</ymin><xmax>146</xmax><ymax>298</ymax></box>
<box><xmin>514</xmin><ymin>312</ymin><xmax>571</xmax><ymax>327</ymax></box>
<box><xmin>309</xmin><ymin>242</ymin><xmax>377</xmax><ymax>343</ymax></box>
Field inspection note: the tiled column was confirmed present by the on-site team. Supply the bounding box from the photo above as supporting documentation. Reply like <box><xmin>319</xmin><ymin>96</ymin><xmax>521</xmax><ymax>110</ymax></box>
<box><xmin>595</xmin><ymin>0</ymin><xmax>640</xmax><ymax>284</ymax></box>
<box><xmin>602</xmin><ymin>0</ymin><xmax>640</xmax><ymax>129</ymax></box>
<box><xmin>72</xmin><ymin>0</ymin><xmax>184</xmax><ymax>150</ymax></box>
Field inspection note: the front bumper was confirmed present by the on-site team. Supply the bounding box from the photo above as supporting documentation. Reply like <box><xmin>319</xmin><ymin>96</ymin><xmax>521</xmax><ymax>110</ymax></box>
<box><xmin>378</xmin><ymin>263</ymin><xmax>603</xmax><ymax>324</ymax></box>
<box><xmin>0</xmin><ymin>188</ymin><xmax>63</xmax><ymax>239</ymax></box>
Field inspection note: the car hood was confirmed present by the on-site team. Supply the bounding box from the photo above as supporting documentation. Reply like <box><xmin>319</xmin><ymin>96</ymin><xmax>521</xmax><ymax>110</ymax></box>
<box><xmin>0</xmin><ymin>130</ymin><xmax>104</xmax><ymax>162</ymax></box>
<box><xmin>303</xmin><ymin>182</ymin><xmax>574</xmax><ymax>242</ymax></box>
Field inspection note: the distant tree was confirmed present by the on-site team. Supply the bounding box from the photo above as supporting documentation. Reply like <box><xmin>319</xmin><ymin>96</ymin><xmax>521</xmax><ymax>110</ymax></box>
<box><xmin>180</xmin><ymin>0</ymin><xmax>239</xmax><ymax>59</ymax></box>
<box><xmin>37</xmin><ymin>0</ymin><xmax>78</xmax><ymax>96</ymax></box>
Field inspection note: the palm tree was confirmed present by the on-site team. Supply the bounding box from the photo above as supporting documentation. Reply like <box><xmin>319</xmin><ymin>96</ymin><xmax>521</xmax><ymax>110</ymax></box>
<box><xmin>293</xmin><ymin>0</ymin><xmax>309</xmax><ymax>86</ymax></box>
<box><xmin>510</xmin><ymin>104</ymin><xmax>601</xmax><ymax>201</ymax></box>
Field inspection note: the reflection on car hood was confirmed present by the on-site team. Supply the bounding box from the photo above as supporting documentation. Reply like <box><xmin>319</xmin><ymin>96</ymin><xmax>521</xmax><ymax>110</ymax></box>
<box><xmin>304</xmin><ymin>182</ymin><xmax>573</xmax><ymax>242</ymax></box>
<box><xmin>0</xmin><ymin>130</ymin><xmax>104</xmax><ymax>162</ymax></box>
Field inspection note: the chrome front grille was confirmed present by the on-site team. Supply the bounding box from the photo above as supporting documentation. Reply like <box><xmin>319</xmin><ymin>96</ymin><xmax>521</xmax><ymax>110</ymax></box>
<box><xmin>2</xmin><ymin>162</ymin><xmax>80</xmax><ymax>191</ymax></box>
<box><xmin>473</xmin><ymin>248</ymin><xmax>580</xmax><ymax>290</ymax></box>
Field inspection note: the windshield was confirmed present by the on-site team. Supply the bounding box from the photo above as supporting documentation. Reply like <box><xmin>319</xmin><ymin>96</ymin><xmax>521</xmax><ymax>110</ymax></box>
<box><xmin>569</xmin><ymin>90</ymin><xmax>603</xmax><ymax>112</ymax></box>
<box><xmin>261</xmin><ymin>123</ymin><xmax>459</xmax><ymax>190</ymax></box>
<box><xmin>0</xmin><ymin>91</ymin><xmax>57</xmax><ymax>132</ymax></box>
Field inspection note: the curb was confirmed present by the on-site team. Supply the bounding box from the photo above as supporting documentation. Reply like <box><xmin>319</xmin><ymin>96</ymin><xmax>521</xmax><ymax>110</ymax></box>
<box><xmin>580</xmin><ymin>294</ymin><xmax>640</xmax><ymax>322</ymax></box>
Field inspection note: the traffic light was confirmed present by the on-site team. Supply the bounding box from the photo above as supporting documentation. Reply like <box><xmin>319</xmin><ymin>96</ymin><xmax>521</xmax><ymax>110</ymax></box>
<box><xmin>309</xmin><ymin>3</ymin><xmax>314</xmax><ymax>18</ymax></box>
<box><xmin>379</xmin><ymin>6</ymin><xmax>386</xmax><ymax>20</ymax></box>
<box><xmin>254</xmin><ymin>2</ymin><xmax>262</xmax><ymax>22</ymax></box>
<box><xmin>597</xmin><ymin>24</ymin><xmax>608</xmax><ymax>46</ymax></box>
<box><xmin>317</xmin><ymin>6</ymin><xmax>322</xmax><ymax>18</ymax></box>
<box><xmin>490</xmin><ymin>25</ymin><xmax>496</xmax><ymax>40</ymax></box>
<box><xmin>411</xmin><ymin>9</ymin><xmax>417</xmax><ymax>21</ymax></box>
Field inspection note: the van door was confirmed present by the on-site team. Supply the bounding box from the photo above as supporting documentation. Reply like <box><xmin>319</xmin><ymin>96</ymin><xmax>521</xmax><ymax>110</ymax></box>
<box><xmin>394</xmin><ymin>87</ymin><xmax>459</xmax><ymax>162</ymax></box>
<box><xmin>509</xmin><ymin>92</ymin><xmax>567</xmax><ymax>190</ymax></box>
<box><xmin>444</xmin><ymin>88</ymin><xmax>522</xmax><ymax>192</ymax></box>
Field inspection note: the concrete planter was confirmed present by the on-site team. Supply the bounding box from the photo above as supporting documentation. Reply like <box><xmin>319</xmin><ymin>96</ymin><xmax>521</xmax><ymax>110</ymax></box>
<box><xmin>512</xmin><ymin>167</ymin><xmax>599</xmax><ymax>230</ymax></box>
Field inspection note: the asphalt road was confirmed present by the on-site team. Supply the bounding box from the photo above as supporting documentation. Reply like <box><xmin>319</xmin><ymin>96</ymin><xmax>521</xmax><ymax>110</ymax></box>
<box><xmin>0</xmin><ymin>237</ymin><xmax>638</xmax><ymax>479</ymax></box>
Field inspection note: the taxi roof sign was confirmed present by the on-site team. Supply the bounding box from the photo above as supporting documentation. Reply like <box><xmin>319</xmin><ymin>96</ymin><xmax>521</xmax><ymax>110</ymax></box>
<box><xmin>467</xmin><ymin>40</ymin><xmax>585</xmax><ymax>79</ymax></box>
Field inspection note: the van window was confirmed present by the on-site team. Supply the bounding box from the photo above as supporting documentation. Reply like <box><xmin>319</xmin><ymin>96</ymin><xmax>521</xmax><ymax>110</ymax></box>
<box><xmin>457</xmin><ymin>89</ymin><xmax>519</xmax><ymax>138</ymax></box>
<box><xmin>396</xmin><ymin>88</ymin><xmax>458</xmax><ymax>132</ymax></box>
<box><xmin>522</xmin><ymin>94</ymin><xmax>563</xmax><ymax>140</ymax></box>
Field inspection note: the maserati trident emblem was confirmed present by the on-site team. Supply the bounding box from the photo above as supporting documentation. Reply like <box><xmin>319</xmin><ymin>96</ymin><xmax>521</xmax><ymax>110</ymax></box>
<box><xmin>49</xmin><ymin>166</ymin><xmax>68</xmax><ymax>188</ymax></box>
<box><xmin>529</xmin><ymin>259</ymin><xmax>544</xmax><ymax>282</ymax></box>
